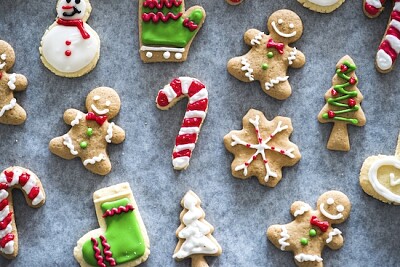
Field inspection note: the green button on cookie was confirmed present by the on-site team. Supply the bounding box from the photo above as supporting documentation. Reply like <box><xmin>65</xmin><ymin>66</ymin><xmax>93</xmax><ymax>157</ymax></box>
<box><xmin>309</xmin><ymin>229</ymin><xmax>317</xmax><ymax>237</ymax></box>
<box><xmin>80</xmin><ymin>141</ymin><xmax>88</xmax><ymax>149</ymax></box>
<box><xmin>267</xmin><ymin>52</ymin><xmax>274</xmax><ymax>58</ymax></box>
<box><xmin>86</xmin><ymin>128</ymin><xmax>93</xmax><ymax>137</ymax></box>
<box><xmin>262</xmin><ymin>63</ymin><xmax>268</xmax><ymax>70</ymax></box>
<box><xmin>300</xmin><ymin>238</ymin><xmax>308</xmax><ymax>246</ymax></box>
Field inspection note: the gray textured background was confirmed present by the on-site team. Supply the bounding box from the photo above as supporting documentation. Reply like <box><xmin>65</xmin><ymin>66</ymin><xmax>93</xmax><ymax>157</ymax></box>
<box><xmin>0</xmin><ymin>0</ymin><xmax>399</xmax><ymax>266</ymax></box>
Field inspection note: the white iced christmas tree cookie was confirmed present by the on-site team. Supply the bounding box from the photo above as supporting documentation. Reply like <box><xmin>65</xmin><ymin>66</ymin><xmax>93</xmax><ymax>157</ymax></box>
<box><xmin>40</xmin><ymin>0</ymin><xmax>100</xmax><ymax>77</ymax></box>
<box><xmin>173</xmin><ymin>191</ymin><xmax>222</xmax><ymax>267</ymax></box>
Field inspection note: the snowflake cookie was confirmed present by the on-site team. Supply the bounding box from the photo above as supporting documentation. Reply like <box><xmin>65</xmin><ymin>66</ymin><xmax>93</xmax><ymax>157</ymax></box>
<box><xmin>298</xmin><ymin>0</ymin><xmax>345</xmax><ymax>13</ymax></box>
<box><xmin>227</xmin><ymin>9</ymin><xmax>305</xmax><ymax>100</ymax></box>
<box><xmin>74</xmin><ymin>183</ymin><xmax>150</xmax><ymax>267</ymax></box>
<box><xmin>0</xmin><ymin>40</ymin><xmax>28</xmax><ymax>125</ymax></box>
<box><xmin>224</xmin><ymin>109</ymin><xmax>301</xmax><ymax>187</ymax></box>
<box><xmin>363</xmin><ymin>0</ymin><xmax>400</xmax><ymax>72</ymax></box>
<box><xmin>40</xmin><ymin>0</ymin><xmax>100</xmax><ymax>77</ymax></box>
<box><xmin>318</xmin><ymin>56</ymin><xmax>366</xmax><ymax>151</ymax></box>
<box><xmin>139</xmin><ymin>0</ymin><xmax>206</xmax><ymax>62</ymax></box>
<box><xmin>173</xmin><ymin>190</ymin><xmax>222</xmax><ymax>267</ymax></box>
<box><xmin>49</xmin><ymin>87</ymin><xmax>125</xmax><ymax>175</ymax></box>
<box><xmin>359</xmin><ymin>133</ymin><xmax>400</xmax><ymax>204</ymax></box>
<box><xmin>267</xmin><ymin>191</ymin><xmax>351</xmax><ymax>267</ymax></box>
<box><xmin>0</xmin><ymin>166</ymin><xmax>45</xmax><ymax>259</ymax></box>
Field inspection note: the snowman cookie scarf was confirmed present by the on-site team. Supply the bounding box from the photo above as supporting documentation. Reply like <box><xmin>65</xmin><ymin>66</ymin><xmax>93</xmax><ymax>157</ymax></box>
<box><xmin>40</xmin><ymin>0</ymin><xmax>100</xmax><ymax>78</ymax></box>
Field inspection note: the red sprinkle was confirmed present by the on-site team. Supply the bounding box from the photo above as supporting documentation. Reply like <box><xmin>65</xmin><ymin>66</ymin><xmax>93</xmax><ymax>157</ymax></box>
<box><xmin>331</xmin><ymin>89</ymin><xmax>338</xmax><ymax>96</ymax></box>
<box><xmin>349</xmin><ymin>77</ymin><xmax>356</xmax><ymax>85</ymax></box>
<box><xmin>348</xmin><ymin>98</ymin><xmax>356</xmax><ymax>108</ymax></box>
<box><xmin>271</xmin><ymin>147</ymin><xmax>275</xmax><ymax>150</ymax></box>
<box><xmin>340</xmin><ymin>64</ymin><xmax>348</xmax><ymax>72</ymax></box>
<box><xmin>65</xmin><ymin>40</ymin><xmax>71</xmax><ymax>45</ymax></box>
<box><xmin>280</xmin><ymin>150</ymin><xmax>285</xmax><ymax>154</ymax></box>
<box><xmin>328</xmin><ymin>110</ymin><xmax>335</xmax><ymax>118</ymax></box>
<box><xmin>65</xmin><ymin>50</ymin><xmax>72</xmax><ymax>56</ymax></box>
<box><xmin>4</xmin><ymin>171</ymin><xmax>13</xmax><ymax>183</ymax></box>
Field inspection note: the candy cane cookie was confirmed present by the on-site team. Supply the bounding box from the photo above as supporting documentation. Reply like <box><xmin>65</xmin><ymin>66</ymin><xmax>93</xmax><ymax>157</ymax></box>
<box><xmin>0</xmin><ymin>166</ymin><xmax>45</xmax><ymax>259</ymax></box>
<box><xmin>156</xmin><ymin>77</ymin><xmax>208</xmax><ymax>170</ymax></box>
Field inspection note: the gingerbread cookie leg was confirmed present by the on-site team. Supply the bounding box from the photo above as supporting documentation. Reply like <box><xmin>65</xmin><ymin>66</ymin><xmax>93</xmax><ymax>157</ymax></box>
<box><xmin>82</xmin><ymin>153</ymin><xmax>112</xmax><ymax>176</ymax></box>
<box><xmin>0</xmin><ymin>103</ymin><xmax>27</xmax><ymax>125</ymax></box>
<box><xmin>261</xmin><ymin>77</ymin><xmax>291</xmax><ymax>100</ymax></box>
<box><xmin>74</xmin><ymin>183</ymin><xmax>150</xmax><ymax>267</ymax></box>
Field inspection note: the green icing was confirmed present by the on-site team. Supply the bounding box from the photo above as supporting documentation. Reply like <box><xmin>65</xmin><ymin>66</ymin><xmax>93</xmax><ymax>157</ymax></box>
<box><xmin>141</xmin><ymin>4</ymin><xmax>204</xmax><ymax>47</ymax></box>
<box><xmin>82</xmin><ymin>198</ymin><xmax>146</xmax><ymax>266</ymax></box>
<box><xmin>267</xmin><ymin>52</ymin><xmax>274</xmax><ymax>58</ymax></box>
<box><xmin>322</xmin><ymin>61</ymin><xmax>360</xmax><ymax>125</ymax></box>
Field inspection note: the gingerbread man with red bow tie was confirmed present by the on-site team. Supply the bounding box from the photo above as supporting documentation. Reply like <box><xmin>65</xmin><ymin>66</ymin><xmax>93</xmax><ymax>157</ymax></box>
<box><xmin>267</xmin><ymin>191</ymin><xmax>351</xmax><ymax>267</ymax></box>
<box><xmin>49</xmin><ymin>87</ymin><xmax>125</xmax><ymax>175</ymax></box>
<box><xmin>227</xmin><ymin>9</ymin><xmax>306</xmax><ymax>100</ymax></box>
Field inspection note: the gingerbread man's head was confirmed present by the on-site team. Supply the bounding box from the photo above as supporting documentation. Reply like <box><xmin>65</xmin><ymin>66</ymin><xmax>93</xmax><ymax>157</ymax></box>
<box><xmin>0</xmin><ymin>41</ymin><xmax>16</xmax><ymax>73</ymax></box>
<box><xmin>317</xmin><ymin>191</ymin><xmax>351</xmax><ymax>224</ymax></box>
<box><xmin>56</xmin><ymin>0</ymin><xmax>91</xmax><ymax>21</ymax></box>
<box><xmin>267</xmin><ymin>9</ymin><xmax>303</xmax><ymax>44</ymax></box>
<box><xmin>86</xmin><ymin>87</ymin><xmax>121</xmax><ymax>120</ymax></box>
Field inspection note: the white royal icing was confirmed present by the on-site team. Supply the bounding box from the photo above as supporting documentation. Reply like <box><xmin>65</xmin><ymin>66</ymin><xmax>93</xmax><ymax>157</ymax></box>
<box><xmin>63</xmin><ymin>134</ymin><xmax>78</xmax><ymax>155</ymax></box>
<box><xmin>288</xmin><ymin>47</ymin><xmax>298</xmax><ymax>65</ymax></box>
<box><xmin>105</xmin><ymin>122</ymin><xmax>114</xmax><ymax>143</ymax></box>
<box><xmin>250</xmin><ymin>31</ymin><xmax>264</xmax><ymax>46</ymax></box>
<box><xmin>278</xmin><ymin>225</ymin><xmax>290</xmax><ymax>250</ymax></box>
<box><xmin>7</xmin><ymin>73</ymin><xmax>16</xmax><ymax>90</ymax></box>
<box><xmin>0</xmin><ymin>98</ymin><xmax>16</xmax><ymax>117</ymax></box>
<box><xmin>319</xmin><ymin>203</ymin><xmax>343</xmax><ymax>220</ymax></box>
<box><xmin>366</xmin><ymin>0</ymin><xmax>382</xmax><ymax>8</ymax></box>
<box><xmin>241</xmin><ymin>58</ymin><xmax>254</xmax><ymax>81</ymax></box>
<box><xmin>265</xmin><ymin>76</ymin><xmax>289</xmax><ymax>90</ymax></box>
<box><xmin>386</xmin><ymin>35</ymin><xmax>400</xmax><ymax>54</ymax></box>
<box><xmin>91</xmin><ymin>104</ymin><xmax>109</xmax><ymax>115</ymax></box>
<box><xmin>172</xmin><ymin>192</ymin><xmax>218</xmax><ymax>259</ymax></box>
<box><xmin>83</xmin><ymin>153</ymin><xmax>105</xmax><ymax>166</ymax></box>
<box><xmin>293</xmin><ymin>204</ymin><xmax>310</xmax><ymax>217</ymax></box>
<box><xmin>326</xmin><ymin>228</ymin><xmax>342</xmax><ymax>243</ymax></box>
<box><xmin>295</xmin><ymin>254</ymin><xmax>323</xmax><ymax>262</ymax></box>
<box><xmin>390</xmin><ymin>172</ymin><xmax>400</xmax><ymax>186</ymax></box>
<box><xmin>368</xmin><ymin>157</ymin><xmax>400</xmax><ymax>203</ymax></box>
<box><xmin>271</xmin><ymin>21</ymin><xmax>297</xmax><ymax>38</ymax></box>
<box><xmin>0</xmin><ymin>54</ymin><xmax>6</xmax><ymax>61</ymax></box>
<box><xmin>308</xmin><ymin>0</ymin><xmax>340</xmax><ymax>6</ymax></box>
<box><xmin>376</xmin><ymin>49</ymin><xmax>393</xmax><ymax>71</ymax></box>
<box><xmin>71</xmin><ymin>112</ymin><xmax>83</xmax><ymax>126</ymax></box>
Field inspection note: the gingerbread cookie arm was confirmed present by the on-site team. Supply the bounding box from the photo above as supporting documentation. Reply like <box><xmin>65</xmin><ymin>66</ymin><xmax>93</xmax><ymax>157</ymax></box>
<box><xmin>287</xmin><ymin>47</ymin><xmax>305</xmax><ymax>69</ymax></box>
<box><xmin>244</xmin><ymin>29</ymin><xmax>264</xmax><ymax>46</ymax></box>
<box><xmin>290</xmin><ymin>201</ymin><xmax>311</xmax><ymax>217</ymax></box>
<box><xmin>324</xmin><ymin>228</ymin><xmax>344</xmax><ymax>250</ymax></box>
<box><xmin>63</xmin><ymin>109</ymin><xmax>84</xmax><ymax>126</ymax></box>
<box><xmin>106</xmin><ymin>123</ymin><xmax>125</xmax><ymax>144</ymax></box>
<box><xmin>6</xmin><ymin>73</ymin><xmax>27</xmax><ymax>92</ymax></box>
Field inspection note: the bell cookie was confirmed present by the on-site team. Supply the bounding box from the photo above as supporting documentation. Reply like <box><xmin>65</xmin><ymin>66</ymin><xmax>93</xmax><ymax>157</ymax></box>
<box><xmin>74</xmin><ymin>183</ymin><xmax>150</xmax><ymax>267</ymax></box>
<box><xmin>139</xmin><ymin>0</ymin><xmax>206</xmax><ymax>63</ymax></box>
<box><xmin>267</xmin><ymin>191</ymin><xmax>351</xmax><ymax>267</ymax></box>
<box><xmin>224</xmin><ymin>109</ymin><xmax>301</xmax><ymax>187</ymax></box>
<box><xmin>318</xmin><ymin>56</ymin><xmax>366</xmax><ymax>151</ymax></box>
<box><xmin>40</xmin><ymin>0</ymin><xmax>100</xmax><ymax>77</ymax></box>
<box><xmin>227</xmin><ymin>9</ymin><xmax>305</xmax><ymax>100</ymax></box>
<box><xmin>49</xmin><ymin>87</ymin><xmax>125</xmax><ymax>175</ymax></box>
<box><xmin>298</xmin><ymin>0</ymin><xmax>345</xmax><ymax>13</ymax></box>
<box><xmin>0</xmin><ymin>40</ymin><xmax>28</xmax><ymax>125</ymax></box>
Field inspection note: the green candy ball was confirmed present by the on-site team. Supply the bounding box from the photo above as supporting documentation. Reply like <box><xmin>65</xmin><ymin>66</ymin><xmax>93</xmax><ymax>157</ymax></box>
<box><xmin>80</xmin><ymin>141</ymin><xmax>88</xmax><ymax>149</ymax></box>
<box><xmin>300</xmin><ymin>238</ymin><xmax>308</xmax><ymax>246</ymax></box>
<box><xmin>262</xmin><ymin>63</ymin><xmax>268</xmax><ymax>70</ymax></box>
<box><xmin>309</xmin><ymin>229</ymin><xmax>317</xmax><ymax>237</ymax></box>
<box><xmin>267</xmin><ymin>52</ymin><xmax>274</xmax><ymax>58</ymax></box>
<box><xmin>86</xmin><ymin>128</ymin><xmax>93</xmax><ymax>136</ymax></box>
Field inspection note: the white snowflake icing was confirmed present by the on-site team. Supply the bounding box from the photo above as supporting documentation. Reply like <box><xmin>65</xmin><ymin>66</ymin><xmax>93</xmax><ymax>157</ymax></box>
<box><xmin>231</xmin><ymin>115</ymin><xmax>295</xmax><ymax>182</ymax></box>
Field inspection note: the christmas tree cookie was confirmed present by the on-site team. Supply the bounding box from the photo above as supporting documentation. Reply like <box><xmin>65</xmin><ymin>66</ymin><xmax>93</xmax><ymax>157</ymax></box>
<box><xmin>40</xmin><ymin>0</ymin><xmax>100</xmax><ymax>77</ymax></box>
<box><xmin>74</xmin><ymin>183</ymin><xmax>150</xmax><ymax>267</ymax></box>
<box><xmin>318</xmin><ymin>56</ymin><xmax>366</xmax><ymax>151</ymax></box>
<box><xmin>0</xmin><ymin>166</ymin><xmax>45</xmax><ymax>259</ymax></box>
<box><xmin>139</xmin><ymin>0</ymin><xmax>206</xmax><ymax>62</ymax></box>
<box><xmin>224</xmin><ymin>109</ymin><xmax>301</xmax><ymax>187</ymax></box>
<box><xmin>49</xmin><ymin>87</ymin><xmax>125</xmax><ymax>175</ymax></box>
<box><xmin>227</xmin><ymin>9</ymin><xmax>306</xmax><ymax>100</ymax></box>
<box><xmin>360</xmin><ymin>133</ymin><xmax>400</xmax><ymax>204</ymax></box>
<box><xmin>267</xmin><ymin>191</ymin><xmax>351</xmax><ymax>267</ymax></box>
<box><xmin>0</xmin><ymin>40</ymin><xmax>28</xmax><ymax>125</ymax></box>
<box><xmin>173</xmin><ymin>191</ymin><xmax>222</xmax><ymax>267</ymax></box>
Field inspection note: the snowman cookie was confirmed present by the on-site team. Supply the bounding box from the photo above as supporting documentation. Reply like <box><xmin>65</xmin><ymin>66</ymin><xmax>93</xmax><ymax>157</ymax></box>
<box><xmin>267</xmin><ymin>191</ymin><xmax>351</xmax><ymax>267</ymax></box>
<box><xmin>40</xmin><ymin>0</ymin><xmax>100</xmax><ymax>78</ymax></box>
<box><xmin>0</xmin><ymin>41</ymin><xmax>28</xmax><ymax>125</ymax></box>
<box><xmin>227</xmin><ymin>9</ymin><xmax>305</xmax><ymax>100</ymax></box>
<box><xmin>297</xmin><ymin>0</ymin><xmax>345</xmax><ymax>13</ymax></box>
<box><xmin>49</xmin><ymin>87</ymin><xmax>125</xmax><ymax>175</ymax></box>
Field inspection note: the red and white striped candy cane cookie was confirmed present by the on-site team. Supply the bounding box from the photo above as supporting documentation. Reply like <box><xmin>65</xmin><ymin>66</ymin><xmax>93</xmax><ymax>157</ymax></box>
<box><xmin>375</xmin><ymin>1</ymin><xmax>400</xmax><ymax>72</ymax></box>
<box><xmin>0</xmin><ymin>166</ymin><xmax>45</xmax><ymax>259</ymax></box>
<box><xmin>156</xmin><ymin>77</ymin><xmax>208</xmax><ymax>170</ymax></box>
<box><xmin>363</xmin><ymin>0</ymin><xmax>385</xmax><ymax>17</ymax></box>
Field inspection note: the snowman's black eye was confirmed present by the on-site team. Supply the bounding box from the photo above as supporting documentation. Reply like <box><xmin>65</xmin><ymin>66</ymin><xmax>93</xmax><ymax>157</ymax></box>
<box><xmin>75</xmin><ymin>0</ymin><xmax>81</xmax><ymax>3</ymax></box>
<box><xmin>66</xmin><ymin>0</ymin><xmax>71</xmax><ymax>3</ymax></box>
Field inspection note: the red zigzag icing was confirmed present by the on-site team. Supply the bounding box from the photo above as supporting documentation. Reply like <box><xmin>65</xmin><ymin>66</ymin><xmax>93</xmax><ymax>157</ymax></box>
<box><xmin>91</xmin><ymin>238</ymin><xmax>106</xmax><ymax>267</ymax></box>
<box><xmin>100</xmin><ymin>235</ymin><xmax>116</xmax><ymax>266</ymax></box>
<box><xmin>102</xmin><ymin>204</ymin><xmax>135</xmax><ymax>218</ymax></box>
<box><xmin>183</xmin><ymin>18</ymin><xmax>198</xmax><ymax>31</ymax></box>
<box><xmin>142</xmin><ymin>12</ymin><xmax>183</xmax><ymax>22</ymax></box>
<box><xmin>143</xmin><ymin>0</ymin><xmax>182</xmax><ymax>9</ymax></box>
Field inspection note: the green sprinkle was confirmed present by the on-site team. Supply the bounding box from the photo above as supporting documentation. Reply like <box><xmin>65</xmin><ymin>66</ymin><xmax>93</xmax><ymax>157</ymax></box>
<box><xmin>86</xmin><ymin>128</ymin><xmax>93</xmax><ymax>137</ymax></box>
<box><xmin>267</xmin><ymin>52</ymin><xmax>274</xmax><ymax>58</ymax></box>
<box><xmin>300</xmin><ymin>238</ymin><xmax>308</xmax><ymax>246</ymax></box>
<box><xmin>309</xmin><ymin>229</ymin><xmax>317</xmax><ymax>237</ymax></box>
<box><xmin>262</xmin><ymin>63</ymin><xmax>268</xmax><ymax>70</ymax></box>
<box><xmin>80</xmin><ymin>141</ymin><xmax>88</xmax><ymax>149</ymax></box>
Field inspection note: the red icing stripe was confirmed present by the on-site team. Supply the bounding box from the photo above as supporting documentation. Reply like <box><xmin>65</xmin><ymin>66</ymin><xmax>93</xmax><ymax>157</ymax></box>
<box><xmin>188</xmin><ymin>80</ymin><xmax>205</xmax><ymax>97</ymax></box>
<box><xmin>0</xmin><ymin>213</ymin><xmax>12</xmax><ymax>230</ymax></box>
<box><xmin>182</xmin><ymin>118</ymin><xmax>202</xmax><ymax>127</ymax></box>
<box><xmin>170</xmin><ymin>78</ymin><xmax>182</xmax><ymax>96</ymax></box>
<box><xmin>392</xmin><ymin>11</ymin><xmax>400</xmax><ymax>21</ymax></box>
<box><xmin>100</xmin><ymin>235</ymin><xmax>116</xmax><ymax>266</ymax></box>
<box><xmin>18</xmin><ymin>172</ymin><xmax>30</xmax><ymax>187</ymax></box>
<box><xmin>0</xmin><ymin>183</ymin><xmax>8</xmax><ymax>190</ymax></box>
<box><xmin>187</xmin><ymin>99</ymin><xmax>208</xmax><ymax>111</ymax></box>
<box><xmin>379</xmin><ymin>40</ymin><xmax>398</xmax><ymax>61</ymax></box>
<box><xmin>91</xmin><ymin>238</ymin><xmax>106</xmax><ymax>267</ymax></box>
<box><xmin>173</xmin><ymin>149</ymin><xmax>192</xmax><ymax>158</ymax></box>
<box><xmin>156</xmin><ymin>91</ymin><xmax>169</xmax><ymax>107</ymax></box>
<box><xmin>143</xmin><ymin>0</ymin><xmax>182</xmax><ymax>9</ymax></box>
<box><xmin>142</xmin><ymin>12</ymin><xmax>182</xmax><ymax>23</ymax></box>
<box><xmin>364</xmin><ymin>3</ymin><xmax>380</xmax><ymax>16</ymax></box>
<box><xmin>0</xmin><ymin>199</ymin><xmax>8</xmax><ymax>211</ymax></box>
<box><xmin>183</xmin><ymin>18</ymin><xmax>199</xmax><ymax>32</ymax></box>
<box><xmin>0</xmin><ymin>233</ymin><xmax>14</xmax><ymax>248</ymax></box>
<box><xmin>27</xmin><ymin>186</ymin><xmax>40</xmax><ymax>200</ymax></box>
<box><xmin>103</xmin><ymin>204</ymin><xmax>135</xmax><ymax>218</ymax></box>
<box><xmin>176</xmin><ymin>134</ymin><xmax>197</xmax><ymax>145</ymax></box>
<box><xmin>387</xmin><ymin>27</ymin><xmax>400</xmax><ymax>40</ymax></box>
<box><xmin>4</xmin><ymin>171</ymin><xmax>13</xmax><ymax>183</ymax></box>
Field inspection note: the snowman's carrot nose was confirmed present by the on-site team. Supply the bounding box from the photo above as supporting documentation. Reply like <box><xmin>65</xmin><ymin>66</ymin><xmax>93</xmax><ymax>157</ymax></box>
<box><xmin>62</xmin><ymin>5</ymin><xmax>74</xmax><ymax>10</ymax></box>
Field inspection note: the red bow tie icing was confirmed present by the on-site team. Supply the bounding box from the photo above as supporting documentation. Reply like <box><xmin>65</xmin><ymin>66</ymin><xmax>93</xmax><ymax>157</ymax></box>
<box><xmin>310</xmin><ymin>215</ymin><xmax>329</xmax><ymax>232</ymax></box>
<box><xmin>57</xmin><ymin>18</ymin><xmax>91</xmax><ymax>39</ymax></box>
<box><xmin>86</xmin><ymin>112</ymin><xmax>107</xmax><ymax>126</ymax></box>
<box><xmin>267</xmin><ymin>39</ymin><xmax>285</xmax><ymax>54</ymax></box>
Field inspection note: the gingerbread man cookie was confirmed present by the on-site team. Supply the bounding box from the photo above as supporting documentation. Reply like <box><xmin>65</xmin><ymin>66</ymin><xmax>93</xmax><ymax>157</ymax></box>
<box><xmin>49</xmin><ymin>87</ymin><xmax>125</xmax><ymax>175</ymax></box>
<box><xmin>227</xmin><ymin>9</ymin><xmax>305</xmax><ymax>100</ymax></box>
<box><xmin>0</xmin><ymin>166</ymin><xmax>46</xmax><ymax>259</ymax></box>
<box><xmin>74</xmin><ymin>183</ymin><xmax>150</xmax><ymax>267</ymax></box>
<box><xmin>224</xmin><ymin>109</ymin><xmax>301</xmax><ymax>187</ymax></box>
<box><xmin>40</xmin><ymin>0</ymin><xmax>100</xmax><ymax>77</ymax></box>
<box><xmin>0</xmin><ymin>41</ymin><xmax>28</xmax><ymax>125</ymax></box>
<box><xmin>267</xmin><ymin>191</ymin><xmax>351</xmax><ymax>267</ymax></box>
<box><xmin>360</xmin><ymin>133</ymin><xmax>400</xmax><ymax>204</ymax></box>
